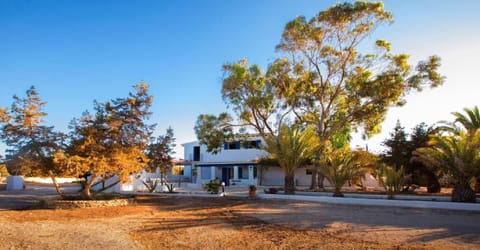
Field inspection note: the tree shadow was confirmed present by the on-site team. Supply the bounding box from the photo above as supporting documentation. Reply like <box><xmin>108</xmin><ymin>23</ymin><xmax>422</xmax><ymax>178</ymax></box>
<box><xmin>133</xmin><ymin>196</ymin><xmax>480</xmax><ymax>246</ymax></box>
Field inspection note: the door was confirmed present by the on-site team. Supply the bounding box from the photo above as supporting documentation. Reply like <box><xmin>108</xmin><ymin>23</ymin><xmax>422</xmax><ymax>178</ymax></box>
<box><xmin>221</xmin><ymin>168</ymin><xmax>229</xmax><ymax>186</ymax></box>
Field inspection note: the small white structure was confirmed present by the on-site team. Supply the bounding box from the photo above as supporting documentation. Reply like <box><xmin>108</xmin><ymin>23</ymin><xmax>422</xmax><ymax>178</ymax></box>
<box><xmin>89</xmin><ymin>169</ymin><xmax>176</xmax><ymax>193</ymax></box>
<box><xmin>6</xmin><ymin>175</ymin><xmax>24</xmax><ymax>190</ymax></box>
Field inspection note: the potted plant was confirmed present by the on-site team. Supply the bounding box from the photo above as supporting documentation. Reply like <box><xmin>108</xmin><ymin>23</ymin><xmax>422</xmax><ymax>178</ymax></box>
<box><xmin>248</xmin><ymin>185</ymin><xmax>257</xmax><ymax>198</ymax></box>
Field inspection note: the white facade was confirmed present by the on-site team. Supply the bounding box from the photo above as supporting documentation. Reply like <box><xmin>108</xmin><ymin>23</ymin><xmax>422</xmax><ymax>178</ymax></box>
<box><xmin>182</xmin><ymin>138</ymin><xmax>269</xmax><ymax>187</ymax></box>
<box><xmin>181</xmin><ymin>139</ymin><xmax>380</xmax><ymax>189</ymax></box>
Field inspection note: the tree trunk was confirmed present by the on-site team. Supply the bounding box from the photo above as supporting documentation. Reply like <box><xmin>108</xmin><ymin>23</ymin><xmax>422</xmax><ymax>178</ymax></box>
<box><xmin>317</xmin><ymin>173</ymin><xmax>325</xmax><ymax>190</ymax></box>
<box><xmin>332</xmin><ymin>188</ymin><xmax>344</xmax><ymax>197</ymax></box>
<box><xmin>82</xmin><ymin>173</ymin><xmax>97</xmax><ymax>200</ymax></box>
<box><xmin>452</xmin><ymin>184</ymin><xmax>476</xmax><ymax>203</ymax></box>
<box><xmin>426</xmin><ymin>171</ymin><xmax>441</xmax><ymax>193</ymax></box>
<box><xmin>309</xmin><ymin>168</ymin><xmax>318</xmax><ymax>190</ymax></box>
<box><xmin>284</xmin><ymin>172</ymin><xmax>295</xmax><ymax>194</ymax></box>
<box><xmin>142</xmin><ymin>179</ymin><xmax>158</xmax><ymax>193</ymax></box>
<box><xmin>49</xmin><ymin>173</ymin><xmax>68</xmax><ymax>199</ymax></box>
<box><xmin>93</xmin><ymin>179</ymin><xmax>120</xmax><ymax>194</ymax></box>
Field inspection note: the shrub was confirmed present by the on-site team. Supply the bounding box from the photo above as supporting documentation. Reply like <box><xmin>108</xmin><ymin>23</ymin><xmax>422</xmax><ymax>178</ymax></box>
<box><xmin>377</xmin><ymin>164</ymin><xmax>405</xmax><ymax>199</ymax></box>
<box><xmin>203</xmin><ymin>180</ymin><xmax>222</xmax><ymax>194</ymax></box>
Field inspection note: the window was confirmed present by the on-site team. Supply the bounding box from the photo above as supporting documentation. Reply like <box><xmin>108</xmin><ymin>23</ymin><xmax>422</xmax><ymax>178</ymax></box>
<box><xmin>193</xmin><ymin>146</ymin><xmax>200</xmax><ymax>161</ymax></box>
<box><xmin>224</xmin><ymin>141</ymin><xmax>241</xmax><ymax>150</ymax></box>
<box><xmin>306</xmin><ymin>169</ymin><xmax>313</xmax><ymax>175</ymax></box>
<box><xmin>243</xmin><ymin>140</ymin><xmax>262</xmax><ymax>149</ymax></box>
<box><xmin>224</xmin><ymin>140</ymin><xmax>261</xmax><ymax>150</ymax></box>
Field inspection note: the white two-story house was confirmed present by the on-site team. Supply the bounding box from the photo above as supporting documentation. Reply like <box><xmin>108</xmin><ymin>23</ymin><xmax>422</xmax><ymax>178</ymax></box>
<box><xmin>182</xmin><ymin>137</ymin><xmax>268</xmax><ymax>187</ymax></box>
<box><xmin>181</xmin><ymin>136</ymin><xmax>322</xmax><ymax>187</ymax></box>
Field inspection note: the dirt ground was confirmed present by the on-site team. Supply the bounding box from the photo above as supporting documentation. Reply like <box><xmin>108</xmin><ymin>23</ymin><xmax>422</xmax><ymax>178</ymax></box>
<box><xmin>0</xmin><ymin>195</ymin><xmax>479</xmax><ymax>250</ymax></box>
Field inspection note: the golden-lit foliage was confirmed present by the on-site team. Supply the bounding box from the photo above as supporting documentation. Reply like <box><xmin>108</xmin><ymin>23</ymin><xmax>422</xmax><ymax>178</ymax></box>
<box><xmin>0</xmin><ymin>86</ymin><xmax>62</xmax><ymax>177</ymax></box>
<box><xmin>54</xmin><ymin>82</ymin><xmax>154</xmax><ymax>198</ymax></box>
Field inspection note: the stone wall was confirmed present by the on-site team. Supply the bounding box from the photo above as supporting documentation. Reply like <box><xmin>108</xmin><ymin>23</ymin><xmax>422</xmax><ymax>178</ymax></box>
<box><xmin>45</xmin><ymin>198</ymin><xmax>133</xmax><ymax>209</ymax></box>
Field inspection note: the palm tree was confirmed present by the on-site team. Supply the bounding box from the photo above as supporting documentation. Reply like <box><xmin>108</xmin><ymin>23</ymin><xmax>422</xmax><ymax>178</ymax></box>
<box><xmin>376</xmin><ymin>164</ymin><xmax>405</xmax><ymax>199</ymax></box>
<box><xmin>452</xmin><ymin>106</ymin><xmax>480</xmax><ymax>132</ymax></box>
<box><xmin>319</xmin><ymin>145</ymin><xmax>366</xmax><ymax>197</ymax></box>
<box><xmin>414</xmin><ymin>131</ymin><xmax>480</xmax><ymax>202</ymax></box>
<box><xmin>263</xmin><ymin>125</ymin><xmax>318</xmax><ymax>194</ymax></box>
<box><xmin>452</xmin><ymin>106</ymin><xmax>480</xmax><ymax>192</ymax></box>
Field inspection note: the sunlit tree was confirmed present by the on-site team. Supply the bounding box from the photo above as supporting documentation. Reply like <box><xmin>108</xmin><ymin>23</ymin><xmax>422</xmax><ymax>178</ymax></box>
<box><xmin>0</xmin><ymin>86</ymin><xmax>63</xmax><ymax>180</ymax></box>
<box><xmin>195</xmin><ymin>60</ymin><xmax>317</xmax><ymax>193</ymax></box>
<box><xmin>271</xmin><ymin>1</ymin><xmax>444</xmax><ymax>189</ymax></box>
<box><xmin>55</xmin><ymin>82</ymin><xmax>154</xmax><ymax>199</ymax></box>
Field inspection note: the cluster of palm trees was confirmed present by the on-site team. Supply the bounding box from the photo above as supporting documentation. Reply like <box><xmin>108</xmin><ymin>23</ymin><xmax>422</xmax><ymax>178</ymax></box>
<box><xmin>262</xmin><ymin>107</ymin><xmax>479</xmax><ymax>202</ymax></box>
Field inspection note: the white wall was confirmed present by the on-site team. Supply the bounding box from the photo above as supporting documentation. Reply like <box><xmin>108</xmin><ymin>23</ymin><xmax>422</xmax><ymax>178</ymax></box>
<box><xmin>182</xmin><ymin>140</ymin><xmax>268</xmax><ymax>163</ymax></box>
<box><xmin>261</xmin><ymin>167</ymin><xmax>313</xmax><ymax>186</ymax></box>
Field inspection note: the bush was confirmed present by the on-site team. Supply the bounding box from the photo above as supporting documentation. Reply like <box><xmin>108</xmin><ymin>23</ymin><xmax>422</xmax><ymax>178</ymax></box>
<box><xmin>203</xmin><ymin>180</ymin><xmax>222</xmax><ymax>194</ymax></box>
<box><xmin>377</xmin><ymin>164</ymin><xmax>405</xmax><ymax>199</ymax></box>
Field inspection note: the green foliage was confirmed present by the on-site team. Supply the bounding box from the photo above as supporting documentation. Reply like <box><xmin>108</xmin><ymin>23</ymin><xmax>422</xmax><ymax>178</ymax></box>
<box><xmin>319</xmin><ymin>145</ymin><xmax>366</xmax><ymax>197</ymax></box>
<box><xmin>194</xmin><ymin>113</ymin><xmax>233</xmax><ymax>154</ymax></box>
<box><xmin>414</xmin><ymin>132</ymin><xmax>480</xmax><ymax>188</ymax></box>
<box><xmin>195</xmin><ymin>1</ymin><xmax>444</xmax><ymax>191</ymax></box>
<box><xmin>272</xmin><ymin>1</ymin><xmax>443</xmax><ymax>189</ymax></box>
<box><xmin>377</xmin><ymin>164</ymin><xmax>405</xmax><ymax>199</ymax></box>
<box><xmin>264</xmin><ymin>125</ymin><xmax>318</xmax><ymax>174</ymax></box>
<box><xmin>275</xmin><ymin>1</ymin><xmax>443</xmax><ymax>140</ymax></box>
<box><xmin>452</xmin><ymin>106</ymin><xmax>480</xmax><ymax>133</ymax></box>
<box><xmin>382</xmin><ymin>120</ymin><xmax>409</xmax><ymax>169</ymax></box>
<box><xmin>382</xmin><ymin>121</ymin><xmax>440</xmax><ymax>192</ymax></box>
<box><xmin>203</xmin><ymin>179</ymin><xmax>222</xmax><ymax>194</ymax></box>
<box><xmin>263</xmin><ymin>125</ymin><xmax>319</xmax><ymax>194</ymax></box>
<box><xmin>147</xmin><ymin>127</ymin><xmax>176</xmax><ymax>175</ymax></box>
<box><xmin>414</xmin><ymin>106</ymin><xmax>480</xmax><ymax>202</ymax></box>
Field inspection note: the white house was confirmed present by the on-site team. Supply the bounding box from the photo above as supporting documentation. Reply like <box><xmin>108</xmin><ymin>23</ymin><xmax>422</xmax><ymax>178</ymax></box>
<box><xmin>181</xmin><ymin>137</ymin><xmax>317</xmax><ymax>187</ymax></box>
<box><xmin>182</xmin><ymin>137</ymin><xmax>266</xmax><ymax>187</ymax></box>
<box><xmin>182</xmin><ymin>137</ymin><xmax>381</xmax><ymax>190</ymax></box>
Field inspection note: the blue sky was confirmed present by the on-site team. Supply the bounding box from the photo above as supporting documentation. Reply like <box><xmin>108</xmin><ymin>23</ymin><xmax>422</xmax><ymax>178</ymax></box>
<box><xmin>1</xmin><ymin>0</ymin><xmax>479</xmax><ymax>157</ymax></box>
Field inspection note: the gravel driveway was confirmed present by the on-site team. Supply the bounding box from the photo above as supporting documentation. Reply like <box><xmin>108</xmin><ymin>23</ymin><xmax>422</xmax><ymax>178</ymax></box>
<box><xmin>0</xmin><ymin>182</ymin><xmax>81</xmax><ymax>210</ymax></box>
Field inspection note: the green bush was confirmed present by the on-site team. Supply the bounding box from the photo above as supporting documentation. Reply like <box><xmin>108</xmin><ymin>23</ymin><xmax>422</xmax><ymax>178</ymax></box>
<box><xmin>203</xmin><ymin>179</ymin><xmax>222</xmax><ymax>194</ymax></box>
<box><xmin>377</xmin><ymin>164</ymin><xmax>405</xmax><ymax>199</ymax></box>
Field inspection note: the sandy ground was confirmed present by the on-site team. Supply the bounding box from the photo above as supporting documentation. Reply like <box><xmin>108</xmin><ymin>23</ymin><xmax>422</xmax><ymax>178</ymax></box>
<box><xmin>0</xmin><ymin>195</ymin><xmax>479</xmax><ymax>250</ymax></box>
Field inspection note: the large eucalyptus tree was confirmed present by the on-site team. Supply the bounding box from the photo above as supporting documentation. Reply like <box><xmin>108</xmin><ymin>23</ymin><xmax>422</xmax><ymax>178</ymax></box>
<box><xmin>196</xmin><ymin>1</ymin><xmax>443</xmax><ymax>192</ymax></box>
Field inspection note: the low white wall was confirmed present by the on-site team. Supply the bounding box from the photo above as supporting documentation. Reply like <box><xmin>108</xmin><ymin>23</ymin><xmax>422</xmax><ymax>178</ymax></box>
<box><xmin>261</xmin><ymin>167</ymin><xmax>380</xmax><ymax>189</ymax></box>
<box><xmin>24</xmin><ymin>177</ymin><xmax>81</xmax><ymax>184</ymax></box>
